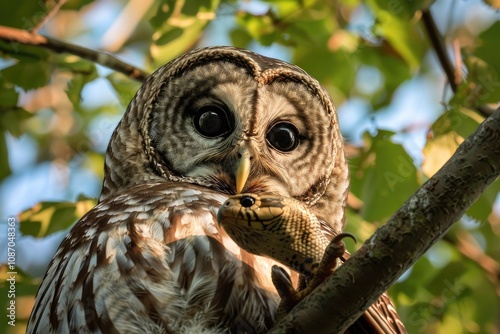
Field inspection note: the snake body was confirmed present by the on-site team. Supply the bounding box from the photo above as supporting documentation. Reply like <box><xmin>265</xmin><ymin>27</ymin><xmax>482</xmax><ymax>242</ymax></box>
<box><xmin>217</xmin><ymin>193</ymin><xmax>408</xmax><ymax>334</ymax></box>
<box><xmin>217</xmin><ymin>193</ymin><xmax>331</xmax><ymax>278</ymax></box>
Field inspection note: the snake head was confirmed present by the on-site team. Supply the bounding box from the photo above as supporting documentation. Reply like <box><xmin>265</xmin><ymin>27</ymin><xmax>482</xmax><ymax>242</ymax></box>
<box><xmin>217</xmin><ymin>193</ymin><xmax>285</xmax><ymax>227</ymax></box>
<box><xmin>217</xmin><ymin>193</ymin><xmax>331</xmax><ymax>277</ymax></box>
<box><xmin>217</xmin><ymin>193</ymin><xmax>288</xmax><ymax>256</ymax></box>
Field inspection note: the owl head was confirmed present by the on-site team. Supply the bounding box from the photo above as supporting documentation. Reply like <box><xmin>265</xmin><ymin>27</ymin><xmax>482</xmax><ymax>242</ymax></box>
<box><xmin>100</xmin><ymin>46</ymin><xmax>349</xmax><ymax>231</ymax></box>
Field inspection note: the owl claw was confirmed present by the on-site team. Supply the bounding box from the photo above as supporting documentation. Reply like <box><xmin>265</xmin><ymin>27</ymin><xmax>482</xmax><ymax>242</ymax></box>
<box><xmin>271</xmin><ymin>265</ymin><xmax>310</xmax><ymax>319</ymax></box>
<box><xmin>271</xmin><ymin>233</ymin><xmax>356</xmax><ymax>322</ymax></box>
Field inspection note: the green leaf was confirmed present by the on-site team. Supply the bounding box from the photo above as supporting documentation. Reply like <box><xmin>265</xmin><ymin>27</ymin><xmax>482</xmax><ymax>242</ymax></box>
<box><xmin>62</xmin><ymin>0</ymin><xmax>94</xmax><ymax>10</ymax></box>
<box><xmin>0</xmin><ymin>108</ymin><xmax>32</xmax><ymax>137</ymax></box>
<box><xmin>365</xmin><ymin>0</ymin><xmax>427</xmax><ymax>69</ymax></box>
<box><xmin>0</xmin><ymin>86</ymin><xmax>19</xmax><ymax>109</ymax></box>
<box><xmin>229</xmin><ymin>27</ymin><xmax>253</xmax><ymax>49</ymax></box>
<box><xmin>0</xmin><ymin>80</ymin><xmax>33</xmax><ymax>137</ymax></box>
<box><xmin>1</xmin><ymin>61</ymin><xmax>51</xmax><ymax>90</ymax></box>
<box><xmin>149</xmin><ymin>0</ymin><xmax>176</xmax><ymax>28</ymax></box>
<box><xmin>0</xmin><ymin>1</ymin><xmax>48</xmax><ymax>29</ymax></box>
<box><xmin>351</xmin><ymin>130</ymin><xmax>420</xmax><ymax>221</ymax></box>
<box><xmin>56</xmin><ymin>55</ymin><xmax>99</xmax><ymax>107</ymax></box>
<box><xmin>423</xmin><ymin>107</ymin><xmax>482</xmax><ymax>177</ymax></box>
<box><xmin>467</xmin><ymin>178</ymin><xmax>500</xmax><ymax>223</ymax></box>
<box><xmin>453</xmin><ymin>56</ymin><xmax>500</xmax><ymax>107</ymax></box>
<box><xmin>294</xmin><ymin>46</ymin><xmax>356</xmax><ymax>98</ymax></box>
<box><xmin>148</xmin><ymin>0</ymin><xmax>220</xmax><ymax>66</ymax></box>
<box><xmin>19</xmin><ymin>199</ymin><xmax>96</xmax><ymax>238</ymax></box>
<box><xmin>456</xmin><ymin>22</ymin><xmax>500</xmax><ymax>105</ymax></box>
<box><xmin>106</xmin><ymin>72</ymin><xmax>142</xmax><ymax>108</ymax></box>
<box><xmin>474</xmin><ymin>21</ymin><xmax>500</xmax><ymax>83</ymax></box>
<box><xmin>0</xmin><ymin>132</ymin><xmax>10</xmax><ymax>181</ymax></box>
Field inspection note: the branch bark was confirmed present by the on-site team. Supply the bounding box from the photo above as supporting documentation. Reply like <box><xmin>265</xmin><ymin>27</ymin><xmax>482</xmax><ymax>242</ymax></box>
<box><xmin>0</xmin><ymin>25</ymin><xmax>149</xmax><ymax>82</ymax></box>
<box><xmin>269</xmin><ymin>108</ymin><xmax>500</xmax><ymax>333</ymax></box>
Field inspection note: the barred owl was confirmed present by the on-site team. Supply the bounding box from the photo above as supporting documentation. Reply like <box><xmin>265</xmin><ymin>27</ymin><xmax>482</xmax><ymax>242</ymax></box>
<box><xmin>27</xmin><ymin>46</ymin><xmax>404</xmax><ymax>333</ymax></box>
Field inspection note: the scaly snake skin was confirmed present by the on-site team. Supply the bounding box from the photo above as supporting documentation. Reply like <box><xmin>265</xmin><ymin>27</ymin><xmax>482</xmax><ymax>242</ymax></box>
<box><xmin>217</xmin><ymin>193</ymin><xmax>408</xmax><ymax>334</ymax></box>
<box><xmin>217</xmin><ymin>193</ymin><xmax>332</xmax><ymax>278</ymax></box>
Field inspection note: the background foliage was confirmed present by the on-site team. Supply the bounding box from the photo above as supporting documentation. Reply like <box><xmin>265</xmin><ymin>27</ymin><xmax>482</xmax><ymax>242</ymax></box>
<box><xmin>1</xmin><ymin>0</ymin><xmax>499</xmax><ymax>333</ymax></box>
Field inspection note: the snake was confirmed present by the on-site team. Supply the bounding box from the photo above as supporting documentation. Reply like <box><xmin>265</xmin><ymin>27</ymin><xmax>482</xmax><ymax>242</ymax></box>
<box><xmin>216</xmin><ymin>192</ymin><xmax>338</xmax><ymax>279</ymax></box>
<box><xmin>217</xmin><ymin>193</ymin><xmax>408</xmax><ymax>334</ymax></box>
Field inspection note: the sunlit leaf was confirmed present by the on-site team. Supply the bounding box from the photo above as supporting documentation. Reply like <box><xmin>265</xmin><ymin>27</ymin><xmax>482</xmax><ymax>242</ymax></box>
<box><xmin>365</xmin><ymin>0</ymin><xmax>427</xmax><ymax>69</ymax></box>
<box><xmin>423</xmin><ymin>107</ymin><xmax>482</xmax><ymax>176</ymax></box>
<box><xmin>57</xmin><ymin>55</ymin><xmax>99</xmax><ymax>107</ymax></box>
<box><xmin>19</xmin><ymin>199</ymin><xmax>96</xmax><ymax>238</ymax></box>
<box><xmin>106</xmin><ymin>72</ymin><xmax>142</xmax><ymax>108</ymax></box>
<box><xmin>148</xmin><ymin>0</ymin><xmax>219</xmax><ymax>66</ymax></box>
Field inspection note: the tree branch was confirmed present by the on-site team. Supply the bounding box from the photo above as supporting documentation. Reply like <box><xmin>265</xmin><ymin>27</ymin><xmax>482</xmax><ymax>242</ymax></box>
<box><xmin>31</xmin><ymin>0</ymin><xmax>67</xmax><ymax>34</ymax></box>
<box><xmin>421</xmin><ymin>9</ymin><xmax>496</xmax><ymax>117</ymax></box>
<box><xmin>0</xmin><ymin>25</ymin><xmax>149</xmax><ymax>82</ymax></box>
<box><xmin>422</xmin><ymin>9</ymin><xmax>459</xmax><ymax>92</ymax></box>
<box><xmin>269</xmin><ymin>108</ymin><xmax>500</xmax><ymax>333</ymax></box>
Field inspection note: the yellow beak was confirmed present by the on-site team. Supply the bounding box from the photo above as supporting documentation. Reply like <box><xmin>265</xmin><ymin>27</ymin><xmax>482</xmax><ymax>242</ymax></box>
<box><xmin>235</xmin><ymin>152</ymin><xmax>251</xmax><ymax>194</ymax></box>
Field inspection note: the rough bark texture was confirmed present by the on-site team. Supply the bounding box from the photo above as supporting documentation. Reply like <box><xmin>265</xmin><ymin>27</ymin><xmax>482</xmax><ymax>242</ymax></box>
<box><xmin>269</xmin><ymin>108</ymin><xmax>500</xmax><ymax>333</ymax></box>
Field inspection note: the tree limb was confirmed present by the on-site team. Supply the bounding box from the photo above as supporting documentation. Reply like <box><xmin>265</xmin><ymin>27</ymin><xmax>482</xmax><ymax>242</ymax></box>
<box><xmin>0</xmin><ymin>25</ymin><xmax>149</xmax><ymax>82</ymax></box>
<box><xmin>269</xmin><ymin>107</ymin><xmax>500</xmax><ymax>333</ymax></box>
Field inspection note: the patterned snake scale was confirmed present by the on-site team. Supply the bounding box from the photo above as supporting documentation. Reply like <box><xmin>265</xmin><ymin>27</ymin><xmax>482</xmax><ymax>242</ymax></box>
<box><xmin>217</xmin><ymin>193</ymin><xmax>332</xmax><ymax>279</ymax></box>
<box><xmin>217</xmin><ymin>193</ymin><xmax>408</xmax><ymax>334</ymax></box>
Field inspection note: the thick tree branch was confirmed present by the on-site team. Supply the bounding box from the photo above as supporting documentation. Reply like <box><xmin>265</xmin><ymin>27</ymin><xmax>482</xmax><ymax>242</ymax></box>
<box><xmin>269</xmin><ymin>108</ymin><xmax>500</xmax><ymax>333</ymax></box>
<box><xmin>421</xmin><ymin>10</ymin><xmax>496</xmax><ymax>117</ymax></box>
<box><xmin>0</xmin><ymin>25</ymin><xmax>149</xmax><ymax>82</ymax></box>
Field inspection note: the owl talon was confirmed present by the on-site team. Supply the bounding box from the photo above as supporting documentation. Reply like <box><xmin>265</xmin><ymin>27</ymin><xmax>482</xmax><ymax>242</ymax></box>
<box><xmin>313</xmin><ymin>232</ymin><xmax>356</xmax><ymax>282</ymax></box>
<box><xmin>271</xmin><ymin>233</ymin><xmax>356</xmax><ymax>322</ymax></box>
<box><xmin>271</xmin><ymin>265</ymin><xmax>295</xmax><ymax>302</ymax></box>
<box><xmin>271</xmin><ymin>265</ymin><xmax>315</xmax><ymax>320</ymax></box>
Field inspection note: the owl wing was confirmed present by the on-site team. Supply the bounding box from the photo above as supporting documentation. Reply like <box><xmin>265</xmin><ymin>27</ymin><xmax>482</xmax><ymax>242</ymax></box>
<box><xmin>27</xmin><ymin>183</ymin><xmax>282</xmax><ymax>334</ymax></box>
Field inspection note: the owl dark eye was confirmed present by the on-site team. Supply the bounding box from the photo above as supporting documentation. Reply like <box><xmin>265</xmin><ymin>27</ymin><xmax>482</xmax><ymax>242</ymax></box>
<box><xmin>193</xmin><ymin>105</ymin><xmax>233</xmax><ymax>138</ymax></box>
<box><xmin>266</xmin><ymin>122</ymin><xmax>300</xmax><ymax>152</ymax></box>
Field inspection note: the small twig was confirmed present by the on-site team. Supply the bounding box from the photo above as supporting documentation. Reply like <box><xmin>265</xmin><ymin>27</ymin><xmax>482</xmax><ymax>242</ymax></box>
<box><xmin>422</xmin><ymin>9</ymin><xmax>459</xmax><ymax>92</ymax></box>
<box><xmin>452</xmin><ymin>39</ymin><xmax>462</xmax><ymax>86</ymax></box>
<box><xmin>421</xmin><ymin>9</ymin><xmax>496</xmax><ymax>117</ymax></box>
<box><xmin>31</xmin><ymin>0</ymin><xmax>67</xmax><ymax>34</ymax></box>
<box><xmin>0</xmin><ymin>25</ymin><xmax>149</xmax><ymax>82</ymax></box>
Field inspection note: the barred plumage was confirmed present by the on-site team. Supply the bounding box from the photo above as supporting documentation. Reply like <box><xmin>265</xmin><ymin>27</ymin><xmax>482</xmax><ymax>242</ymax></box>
<box><xmin>27</xmin><ymin>46</ymin><xmax>404</xmax><ymax>333</ymax></box>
